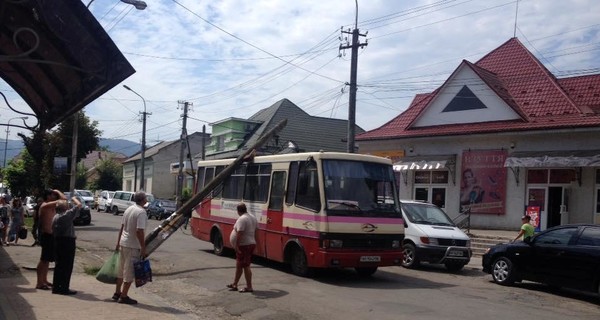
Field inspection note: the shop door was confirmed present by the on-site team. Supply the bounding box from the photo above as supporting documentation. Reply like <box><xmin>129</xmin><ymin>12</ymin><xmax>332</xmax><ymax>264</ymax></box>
<box><xmin>547</xmin><ymin>187</ymin><xmax>566</xmax><ymax>228</ymax></box>
<box><xmin>414</xmin><ymin>187</ymin><xmax>446</xmax><ymax>209</ymax></box>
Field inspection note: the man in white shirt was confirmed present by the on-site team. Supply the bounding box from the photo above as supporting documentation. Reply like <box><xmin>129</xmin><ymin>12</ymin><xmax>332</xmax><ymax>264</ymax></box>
<box><xmin>227</xmin><ymin>203</ymin><xmax>258</xmax><ymax>293</ymax></box>
<box><xmin>113</xmin><ymin>191</ymin><xmax>148</xmax><ymax>305</ymax></box>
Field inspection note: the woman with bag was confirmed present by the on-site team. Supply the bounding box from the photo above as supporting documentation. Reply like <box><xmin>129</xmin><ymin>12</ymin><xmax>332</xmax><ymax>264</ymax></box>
<box><xmin>8</xmin><ymin>198</ymin><xmax>24</xmax><ymax>245</ymax></box>
<box><xmin>0</xmin><ymin>196</ymin><xmax>9</xmax><ymax>246</ymax></box>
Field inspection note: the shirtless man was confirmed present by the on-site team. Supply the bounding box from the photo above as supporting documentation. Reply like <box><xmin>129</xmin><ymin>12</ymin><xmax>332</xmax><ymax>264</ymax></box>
<box><xmin>36</xmin><ymin>189</ymin><xmax>66</xmax><ymax>290</ymax></box>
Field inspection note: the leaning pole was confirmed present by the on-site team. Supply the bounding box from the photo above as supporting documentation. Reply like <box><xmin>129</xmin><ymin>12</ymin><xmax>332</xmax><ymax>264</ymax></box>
<box><xmin>143</xmin><ymin>119</ymin><xmax>288</xmax><ymax>257</ymax></box>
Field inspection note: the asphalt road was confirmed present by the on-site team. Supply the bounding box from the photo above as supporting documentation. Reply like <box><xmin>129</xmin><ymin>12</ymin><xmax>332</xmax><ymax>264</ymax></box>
<box><xmin>77</xmin><ymin>210</ymin><xmax>600</xmax><ymax>320</ymax></box>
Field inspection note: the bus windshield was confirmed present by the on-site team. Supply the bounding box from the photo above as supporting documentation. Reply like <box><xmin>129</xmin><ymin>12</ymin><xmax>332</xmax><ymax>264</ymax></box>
<box><xmin>323</xmin><ymin>160</ymin><xmax>400</xmax><ymax>217</ymax></box>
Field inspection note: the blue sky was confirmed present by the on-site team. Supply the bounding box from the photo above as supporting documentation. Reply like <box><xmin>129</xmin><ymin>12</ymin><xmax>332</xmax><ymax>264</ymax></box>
<box><xmin>1</xmin><ymin>0</ymin><xmax>599</xmax><ymax>144</ymax></box>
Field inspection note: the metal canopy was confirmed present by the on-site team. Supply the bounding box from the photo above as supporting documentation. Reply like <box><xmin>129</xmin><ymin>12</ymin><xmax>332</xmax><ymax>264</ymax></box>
<box><xmin>504</xmin><ymin>150</ymin><xmax>600</xmax><ymax>168</ymax></box>
<box><xmin>0</xmin><ymin>0</ymin><xmax>135</xmax><ymax>130</ymax></box>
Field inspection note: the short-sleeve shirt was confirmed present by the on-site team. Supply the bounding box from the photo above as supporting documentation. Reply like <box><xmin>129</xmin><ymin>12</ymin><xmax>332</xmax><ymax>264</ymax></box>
<box><xmin>231</xmin><ymin>213</ymin><xmax>257</xmax><ymax>246</ymax></box>
<box><xmin>521</xmin><ymin>223</ymin><xmax>535</xmax><ymax>239</ymax></box>
<box><xmin>119</xmin><ymin>204</ymin><xmax>147</xmax><ymax>249</ymax></box>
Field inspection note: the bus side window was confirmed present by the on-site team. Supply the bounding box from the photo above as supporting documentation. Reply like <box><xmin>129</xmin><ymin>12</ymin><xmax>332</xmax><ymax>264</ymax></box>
<box><xmin>296</xmin><ymin>161</ymin><xmax>321</xmax><ymax>212</ymax></box>
<box><xmin>222</xmin><ymin>165</ymin><xmax>246</xmax><ymax>200</ymax></box>
<box><xmin>286</xmin><ymin>162</ymin><xmax>299</xmax><ymax>206</ymax></box>
<box><xmin>269</xmin><ymin>171</ymin><xmax>286</xmax><ymax>211</ymax></box>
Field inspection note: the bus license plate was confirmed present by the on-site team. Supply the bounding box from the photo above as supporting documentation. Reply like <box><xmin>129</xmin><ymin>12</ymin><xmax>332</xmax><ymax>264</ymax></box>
<box><xmin>448</xmin><ymin>250</ymin><xmax>464</xmax><ymax>257</ymax></box>
<box><xmin>360</xmin><ymin>256</ymin><xmax>381</xmax><ymax>262</ymax></box>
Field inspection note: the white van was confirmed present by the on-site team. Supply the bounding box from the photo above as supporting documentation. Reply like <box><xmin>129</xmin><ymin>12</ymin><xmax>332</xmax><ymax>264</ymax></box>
<box><xmin>97</xmin><ymin>190</ymin><xmax>115</xmax><ymax>212</ymax></box>
<box><xmin>400</xmin><ymin>200</ymin><xmax>471</xmax><ymax>271</ymax></box>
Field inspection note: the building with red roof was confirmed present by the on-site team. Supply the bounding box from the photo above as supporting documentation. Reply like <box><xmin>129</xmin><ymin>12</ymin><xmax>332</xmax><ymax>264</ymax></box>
<box><xmin>356</xmin><ymin>38</ymin><xmax>600</xmax><ymax>230</ymax></box>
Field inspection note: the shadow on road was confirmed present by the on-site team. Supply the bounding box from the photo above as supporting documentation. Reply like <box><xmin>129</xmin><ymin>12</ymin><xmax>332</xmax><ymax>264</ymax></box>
<box><xmin>488</xmin><ymin>280</ymin><xmax>600</xmax><ymax>305</ymax></box>
<box><xmin>0</xmin><ymin>246</ymin><xmax>37</xmax><ymax>319</ymax></box>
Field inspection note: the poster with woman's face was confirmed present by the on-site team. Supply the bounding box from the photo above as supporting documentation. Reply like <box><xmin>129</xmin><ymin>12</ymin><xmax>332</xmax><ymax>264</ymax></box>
<box><xmin>460</xmin><ymin>150</ymin><xmax>507</xmax><ymax>214</ymax></box>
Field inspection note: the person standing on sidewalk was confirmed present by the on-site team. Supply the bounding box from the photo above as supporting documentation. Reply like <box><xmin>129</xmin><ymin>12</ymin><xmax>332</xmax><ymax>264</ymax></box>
<box><xmin>0</xmin><ymin>196</ymin><xmax>10</xmax><ymax>246</ymax></box>
<box><xmin>31</xmin><ymin>197</ymin><xmax>44</xmax><ymax>247</ymax></box>
<box><xmin>226</xmin><ymin>203</ymin><xmax>258</xmax><ymax>293</ymax></box>
<box><xmin>513</xmin><ymin>215</ymin><xmax>535</xmax><ymax>242</ymax></box>
<box><xmin>8</xmin><ymin>198</ymin><xmax>25</xmax><ymax>245</ymax></box>
<box><xmin>51</xmin><ymin>196</ymin><xmax>82</xmax><ymax>295</ymax></box>
<box><xmin>36</xmin><ymin>189</ymin><xmax>65</xmax><ymax>290</ymax></box>
<box><xmin>113</xmin><ymin>191</ymin><xmax>148</xmax><ymax>305</ymax></box>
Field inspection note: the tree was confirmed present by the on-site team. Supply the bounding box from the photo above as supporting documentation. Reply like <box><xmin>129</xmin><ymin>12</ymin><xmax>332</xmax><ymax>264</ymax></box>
<box><xmin>90</xmin><ymin>158</ymin><xmax>122</xmax><ymax>191</ymax></box>
<box><xmin>4</xmin><ymin>155</ymin><xmax>29</xmax><ymax>198</ymax></box>
<box><xmin>19</xmin><ymin>111</ymin><xmax>101</xmax><ymax>194</ymax></box>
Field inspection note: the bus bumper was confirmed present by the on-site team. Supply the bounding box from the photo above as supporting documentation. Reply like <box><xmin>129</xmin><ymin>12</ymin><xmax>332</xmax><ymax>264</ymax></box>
<box><xmin>311</xmin><ymin>250</ymin><xmax>403</xmax><ymax>268</ymax></box>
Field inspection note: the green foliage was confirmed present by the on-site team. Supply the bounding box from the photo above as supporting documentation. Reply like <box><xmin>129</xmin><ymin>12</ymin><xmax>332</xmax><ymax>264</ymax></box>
<box><xmin>4</xmin><ymin>156</ymin><xmax>29</xmax><ymax>197</ymax></box>
<box><xmin>181</xmin><ymin>187</ymin><xmax>192</xmax><ymax>202</ymax></box>
<box><xmin>90</xmin><ymin>158</ymin><xmax>123</xmax><ymax>191</ymax></box>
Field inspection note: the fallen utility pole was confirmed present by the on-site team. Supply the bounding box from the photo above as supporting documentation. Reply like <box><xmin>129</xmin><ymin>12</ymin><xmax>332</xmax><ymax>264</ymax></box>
<box><xmin>144</xmin><ymin>119</ymin><xmax>288</xmax><ymax>256</ymax></box>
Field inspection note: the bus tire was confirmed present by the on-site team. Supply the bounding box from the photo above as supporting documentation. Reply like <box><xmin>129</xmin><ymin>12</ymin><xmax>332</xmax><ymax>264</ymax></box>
<box><xmin>355</xmin><ymin>267</ymin><xmax>378</xmax><ymax>277</ymax></box>
<box><xmin>212</xmin><ymin>229</ymin><xmax>225</xmax><ymax>256</ymax></box>
<box><xmin>290</xmin><ymin>247</ymin><xmax>312</xmax><ymax>277</ymax></box>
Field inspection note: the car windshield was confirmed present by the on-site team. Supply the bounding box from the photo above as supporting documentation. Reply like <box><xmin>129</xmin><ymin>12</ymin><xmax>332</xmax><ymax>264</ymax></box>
<box><xmin>323</xmin><ymin>159</ymin><xmax>401</xmax><ymax>217</ymax></box>
<box><xmin>402</xmin><ymin>202</ymin><xmax>455</xmax><ymax>226</ymax></box>
<box><xmin>161</xmin><ymin>200</ymin><xmax>176</xmax><ymax>207</ymax></box>
<box><xmin>108</xmin><ymin>192</ymin><xmax>115</xmax><ymax>198</ymax></box>
<box><xmin>77</xmin><ymin>190</ymin><xmax>93</xmax><ymax>197</ymax></box>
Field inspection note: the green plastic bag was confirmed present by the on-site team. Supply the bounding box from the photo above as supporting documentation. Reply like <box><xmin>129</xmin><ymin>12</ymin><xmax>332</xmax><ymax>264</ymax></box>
<box><xmin>96</xmin><ymin>251</ymin><xmax>119</xmax><ymax>284</ymax></box>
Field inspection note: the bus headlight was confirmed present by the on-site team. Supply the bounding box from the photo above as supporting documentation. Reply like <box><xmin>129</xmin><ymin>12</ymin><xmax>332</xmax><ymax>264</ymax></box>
<box><xmin>392</xmin><ymin>240</ymin><xmax>400</xmax><ymax>248</ymax></box>
<box><xmin>329</xmin><ymin>240</ymin><xmax>343</xmax><ymax>248</ymax></box>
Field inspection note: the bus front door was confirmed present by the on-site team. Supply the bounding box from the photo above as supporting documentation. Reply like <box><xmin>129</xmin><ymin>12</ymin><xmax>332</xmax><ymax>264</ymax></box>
<box><xmin>265</xmin><ymin>171</ymin><xmax>286</xmax><ymax>262</ymax></box>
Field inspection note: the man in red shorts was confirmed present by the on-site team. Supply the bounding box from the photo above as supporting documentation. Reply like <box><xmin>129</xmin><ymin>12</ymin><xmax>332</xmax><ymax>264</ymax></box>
<box><xmin>227</xmin><ymin>203</ymin><xmax>257</xmax><ymax>293</ymax></box>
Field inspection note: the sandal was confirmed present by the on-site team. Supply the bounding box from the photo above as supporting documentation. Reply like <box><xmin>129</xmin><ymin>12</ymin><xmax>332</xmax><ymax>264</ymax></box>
<box><xmin>36</xmin><ymin>284</ymin><xmax>51</xmax><ymax>290</ymax></box>
<box><xmin>226</xmin><ymin>284</ymin><xmax>238</xmax><ymax>291</ymax></box>
<box><xmin>238</xmin><ymin>288</ymin><xmax>253</xmax><ymax>293</ymax></box>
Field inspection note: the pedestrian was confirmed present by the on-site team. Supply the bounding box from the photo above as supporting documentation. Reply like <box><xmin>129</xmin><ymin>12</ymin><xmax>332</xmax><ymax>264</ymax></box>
<box><xmin>226</xmin><ymin>202</ymin><xmax>257</xmax><ymax>293</ymax></box>
<box><xmin>31</xmin><ymin>197</ymin><xmax>44</xmax><ymax>247</ymax></box>
<box><xmin>51</xmin><ymin>196</ymin><xmax>82</xmax><ymax>295</ymax></box>
<box><xmin>36</xmin><ymin>189</ymin><xmax>64</xmax><ymax>290</ymax></box>
<box><xmin>8</xmin><ymin>198</ymin><xmax>25</xmax><ymax>245</ymax></box>
<box><xmin>513</xmin><ymin>215</ymin><xmax>535</xmax><ymax>242</ymax></box>
<box><xmin>0</xmin><ymin>196</ymin><xmax>10</xmax><ymax>246</ymax></box>
<box><xmin>113</xmin><ymin>191</ymin><xmax>148</xmax><ymax>305</ymax></box>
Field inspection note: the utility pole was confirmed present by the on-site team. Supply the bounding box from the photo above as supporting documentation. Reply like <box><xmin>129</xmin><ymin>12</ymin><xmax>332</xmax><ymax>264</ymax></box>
<box><xmin>176</xmin><ymin>100</ymin><xmax>191</xmax><ymax>209</ymax></box>
<box><xmin>339</xmin><ymin>0</ymin><xmax>367</xmax><ymax>153</ymax></box>
<box><xmin>69</xmin><ymin>113</ymin><xmax>79</xmax><ymax>196</ymax></box>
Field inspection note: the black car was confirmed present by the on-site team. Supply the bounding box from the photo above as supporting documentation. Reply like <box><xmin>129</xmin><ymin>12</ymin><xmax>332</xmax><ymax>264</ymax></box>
<box><xmin>147</xmin><ymin>199</ymin><xmax>177</xmax><ymax>220</ymax></box>
<box><xmin>482</xmin><ymin>224</ymin><xmax>600</xmax><ymax>297</ymax></box>
<box><xmin>65</xmin><ymin>192</ymin><xmax>91</xmax><ymax>226</ymax></box>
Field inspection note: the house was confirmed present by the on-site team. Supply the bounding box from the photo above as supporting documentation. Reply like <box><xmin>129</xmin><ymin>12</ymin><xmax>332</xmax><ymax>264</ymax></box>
<box><xmin>80</xmin><ymin>150</ymin><xmax>127</xmax><ymax>185</ymax></box>
<box><xmin>123</xmin><ymin>132</ymin><xmax>209</xmax><ymax>199</ymax></box>
<box><xmin>204</xmin><ymin>98</ymin><xmax>364</xmax><ymax>159</ymax></box>
<box><xmin>356</xmin><ymin>38</ymin><xmax>600</xmax><ymax>230</ymax></box>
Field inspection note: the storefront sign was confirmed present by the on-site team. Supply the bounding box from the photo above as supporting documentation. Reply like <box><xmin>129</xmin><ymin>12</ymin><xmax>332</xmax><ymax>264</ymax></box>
<box><xmin>460</xmin><ymin>150</ymin><xmax>507</xmax><ymax>214</ymax></box>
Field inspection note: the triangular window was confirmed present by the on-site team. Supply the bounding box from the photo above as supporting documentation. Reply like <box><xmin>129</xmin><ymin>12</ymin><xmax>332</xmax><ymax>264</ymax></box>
<box><xmin>442</xmin><ymin>86</ymin><xmax>487</xmax><ymax>112</ymax></box>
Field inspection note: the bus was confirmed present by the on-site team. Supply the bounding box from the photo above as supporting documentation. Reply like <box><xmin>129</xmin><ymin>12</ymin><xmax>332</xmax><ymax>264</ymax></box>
<box><xmin>190</xmin><ymin>151</ymin><xmax>404</xmax><ymax>276</ymax></box>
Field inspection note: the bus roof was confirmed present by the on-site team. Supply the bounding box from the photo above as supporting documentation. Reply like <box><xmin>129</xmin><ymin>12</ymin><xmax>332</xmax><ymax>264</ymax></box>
<box><xmin>196</xmin><ymin>151</ymin><xmax>393</xmax><ymax>167</ymax></box>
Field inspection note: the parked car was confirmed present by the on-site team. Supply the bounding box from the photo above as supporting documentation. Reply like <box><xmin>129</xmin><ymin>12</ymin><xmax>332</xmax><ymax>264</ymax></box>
<box><xmin>110</xmin><ymin>190</ymin><xmax>154</xmax><ymax>215</ymax></box>
<box><xmin>64</xmin><ymin>192</ymin><xmax>91</xmax><ymax>226</ymax></box>
<box><xmin>74</xmin><ymin>189</ymin><xmax>95</xmax><ymax>209</ymax></box>
<box><xmin>97</xmin><ymin>190</ymin><xmax>115</xmax><ymax>212</ymax></box>
<box><xmin>147</xmin><ymin>199</ymin><xmax>177</xmax><ymax>220</ymax></box>
<box><xmin>25</xmin><ymin>196</ymin><xmax>36</xmax><ymax>217</ymax></box>
<box><xmin>400</xmin><ymin>200</ymin><xmax>471</xmax><ymax>271</ymax></box>
<box><xmin>482</xmin><ymin>224</ymin><xmax>600</xmax><ymax>298</ymax></box>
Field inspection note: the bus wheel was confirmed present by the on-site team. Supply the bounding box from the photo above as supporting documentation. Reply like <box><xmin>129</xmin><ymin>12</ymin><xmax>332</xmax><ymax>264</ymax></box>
<box><xmin>355</xmin><ymin>267</ymin><xmax>378</xmax><ymax>277</ymax></box>
<box><xmin>290</xmin><ymin>248</ymin><xmax>312</xmax><ymax>277</ymax></box>
<box><xmin>212</xmin><ymin>230</ymin><xmax>225</xmax><ymax>256</ymax></box>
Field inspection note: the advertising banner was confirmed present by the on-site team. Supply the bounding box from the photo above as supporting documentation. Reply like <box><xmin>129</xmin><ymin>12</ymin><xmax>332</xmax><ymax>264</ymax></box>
<box><xmin>526</xmin><ymin>206</ymin><xmax>541</xmax><ymax>232</ymax></box>
<box><xmin>460</xmin><ymin>150</ymin><xmax>507</xmax><ymax>214</ymax></box>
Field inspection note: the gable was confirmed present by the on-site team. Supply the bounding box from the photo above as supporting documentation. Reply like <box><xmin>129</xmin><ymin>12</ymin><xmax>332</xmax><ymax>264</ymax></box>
<box><xmin>412</xmin><ymin>64</ymin><xmax>521</xmax><ymax>127</ymax></box>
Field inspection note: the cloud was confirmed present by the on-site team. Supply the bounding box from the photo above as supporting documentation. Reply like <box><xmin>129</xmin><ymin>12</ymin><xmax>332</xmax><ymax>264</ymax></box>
<box><xmin>2</xmin><ymin>0</ymin><xmax>599</xmax><ymax>144</ymax></box>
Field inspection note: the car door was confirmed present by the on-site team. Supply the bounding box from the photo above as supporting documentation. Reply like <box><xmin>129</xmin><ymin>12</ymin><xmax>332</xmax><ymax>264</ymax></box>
<box><xmin>565</xmin><ymin>226</ymin><xmax>600</xmax><ymax>291</ymax></box>
<box><xmin>527</xmin><ymin>226</ymin><xmax>579</xmax><ymax>287</ymax></box>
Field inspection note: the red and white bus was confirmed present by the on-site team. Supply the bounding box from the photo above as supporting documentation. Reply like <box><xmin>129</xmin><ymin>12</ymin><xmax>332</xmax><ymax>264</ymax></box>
<box><xmin>190</xmin><ymin>151</ymin><xmax>404</xmax><ymax>276</ymax></box>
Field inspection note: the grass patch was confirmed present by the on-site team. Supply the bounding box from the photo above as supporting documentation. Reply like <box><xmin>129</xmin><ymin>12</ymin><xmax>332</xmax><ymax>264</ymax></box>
<box><xmin>84</xmin><ymin>265</ymin><xmax>101</xmax><ymax>276</ymax></box>
<box><xmin>24</xmin><ymin>217</ymin><xmax>33</xmax><ymax>228</ymax></box>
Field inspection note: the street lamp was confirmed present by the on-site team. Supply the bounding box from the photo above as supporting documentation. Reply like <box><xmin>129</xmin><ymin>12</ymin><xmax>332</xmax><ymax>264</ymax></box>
<box><xmin>4</xmin><ymin>116</ymin><xmax>28</xmax><ymax>168</ymax></box>
<box><xmin>123</xmin><ymin>85</ymin><xmax>148</xmax><ymax>191</ymax></box>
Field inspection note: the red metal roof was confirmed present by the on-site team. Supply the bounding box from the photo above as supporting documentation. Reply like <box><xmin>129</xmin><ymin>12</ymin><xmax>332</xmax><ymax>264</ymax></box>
<box><xmin>357</xmin><ymin>38</ymin><xmax>600</xmax><ymax>141</ymax></box>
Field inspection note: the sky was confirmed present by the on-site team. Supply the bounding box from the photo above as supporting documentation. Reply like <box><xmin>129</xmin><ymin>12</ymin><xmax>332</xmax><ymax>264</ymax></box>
<box><xmin>1</xmin><ymin>0</ymin><xmax>600</xmax><ymax>146</ymax></box>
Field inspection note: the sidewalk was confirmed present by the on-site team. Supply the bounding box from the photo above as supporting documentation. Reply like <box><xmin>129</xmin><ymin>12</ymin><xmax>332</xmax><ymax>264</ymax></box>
<box><xmin>0</xmin><ymin>236</ymin><xmax>196</xmax><ymax>320</ymax></box>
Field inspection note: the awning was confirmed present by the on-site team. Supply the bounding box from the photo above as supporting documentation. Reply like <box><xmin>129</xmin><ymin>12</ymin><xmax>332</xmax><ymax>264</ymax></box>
<box><xmin>504</xmin><ymin>150</ymin><xmax>600</xmax><ymax>168</ymax></box>
<box><xmin>393</xmin><ymin>155</ymin><xmax>456</xmax><ymax>171</ymax></box>
<box><xmin>0</xmin><ymin>1</ymin><xmax>135</xmax><ymax>130</ymax></box>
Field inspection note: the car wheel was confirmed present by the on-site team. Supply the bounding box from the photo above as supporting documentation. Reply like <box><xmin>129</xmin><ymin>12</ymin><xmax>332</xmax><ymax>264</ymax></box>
<box><xmin>491</xmin><ymin>256</ymin><xmax>517</xmax><ymax>285</ymax></box>
<box><xmin>212</xmin><ymin>230</ymin><xmax>225</xmax><ymax>256</ymax></box>
<box><xmin>444</xmin><ymin>261</ymin><xmax>466</xmax><ymax>272</ymax></box>
<box><xmin>112</xmin><ymin>206</ymin><xmax>119</xmax><ymax>215</ymax></box>
<box><xmin>402</xmin><ymin>243</ymin><xmax>420</xmax><ymax>269</ymax></box>
<box><xmin>290</xmin><ymin>247</ymin><xmax>312</xmax><ymax>277</ymax></box>
<box><xmin>355</xmin><ymin>267</ymin><xmax>378</xmax><ymax>277</ymax></box>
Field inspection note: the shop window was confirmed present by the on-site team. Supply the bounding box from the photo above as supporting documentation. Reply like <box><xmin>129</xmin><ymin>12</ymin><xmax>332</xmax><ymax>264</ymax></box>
<box><xmin>414</xmin><ymin>171</ymin><xmax>448</xmax><ymax>208</ymax></box>
<box><xmin>414</xmin><ymin>171</ymin><xmax>430</xmax><ymax>184</ymax></box>
<box><xmin>549</xmin><ymin>169</ymin><xmax>576</xmax><ymax>183</ymax></box>
<box><xmin>528</xmin><ymin>169</ymin><xmax>548</xmax><ymax>183</ymax></box>
<box><xmin>414</xmin><ymin>171</ymin><xmax>448</xmax><ymax>184</ymax></box>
